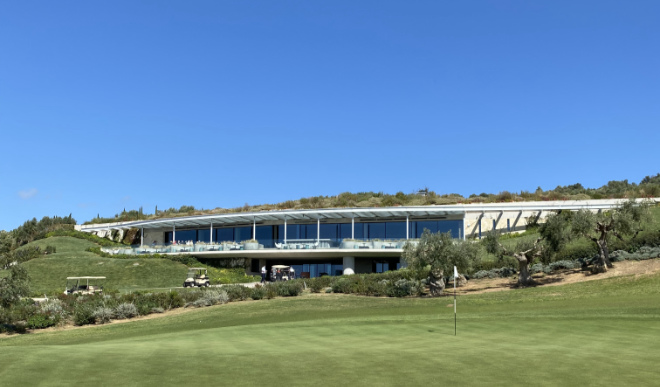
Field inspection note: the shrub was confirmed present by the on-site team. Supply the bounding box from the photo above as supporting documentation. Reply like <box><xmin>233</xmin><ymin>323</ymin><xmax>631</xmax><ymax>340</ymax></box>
<box><xmin>193</xmin><ymin>290</ymin><xmax>229</xmax><ymax>307</ymax></box>
<box><xmin>309</xmin><ymin>280</ymin><xmax>325</xmax><ymax>293</ymax></box>
<box><xmin>114</xmin><ymin>303</ymin><xmax>138</xmax><ymax>319</ymax></box>
<box><xmin>250</xmin><ymin>287</ymin><xmax>266</xmax><ymax>300</ymax></box>
<box><xmin>224</xmin><ymin>285</ymin><xmax>251</xmax><ymax>301</ymax></box>
<box><xmin>167</xmin><ymin>291</ymin><xmax>185</xmax><ymax>309</ymax></box>
<box><xmin>386</xmin><ymin>278</ymin><xmax>423</xmax><ymax>297</ymax></box>
<box><xmin>472</xmin><ymin>267</ymin><xmax>517</xmax><ymax>279</ymax></box>
<box><xmin>74</xmin><ymin>305</ymin><xmax>96</xmax><ymax>326</ymax></box>
<box><xmin>151</xmin><ymin>307</ymin><xmax>165</xmax><ymax>314</ymax></box>
<box><xmin>93</xmin><ymin>307</ymin><xmax>114</xmax><ymax>324</ymax></box>
<box><xmin>269</xmin><ymin>281</ymin><xmax>304</xmax><ymax>297</ymax></box>
<box><xmin>44</xmin><ymin>245</ymin><xmax>57</xmax><ymax>254</ymax></box>
<box><xmin>548</xmin><ymin>260</ymin><xmax>579</xmax><ymax>271</ymax></box>
<box><xmin>39</xmin><ymin>299</ymin><xmax>66</xmax><ymax>324</ymax></box>
<box><xmin>26</xmin><ymin>314</ymin><xmax>56</xmax><ymax>329</ymax></box>
<box><xmin>554</xmin><ymin>244</ymin><xmax>598</xmax><ymax>262</ymax></box>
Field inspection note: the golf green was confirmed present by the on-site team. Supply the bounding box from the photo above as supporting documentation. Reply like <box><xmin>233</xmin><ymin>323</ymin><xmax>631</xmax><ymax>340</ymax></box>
<box><xmin>1</xmin><ymin>271</ymin><xmax>659</xmax><ymax>386</ymax></box>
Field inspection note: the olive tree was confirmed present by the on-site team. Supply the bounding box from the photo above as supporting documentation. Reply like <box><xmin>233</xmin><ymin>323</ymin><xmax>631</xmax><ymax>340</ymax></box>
<box><xmin>483</xmin><ymin>233</ymin><xmax>544</xmax><ymax>287</ymax></box>
<box><xmin>402</xmin><ymin>230</ymin><xmax>479</xmax><ymax>296</ymax></box>
<box><xmin>567</xmin><ymin>199</ymin><xmax>651</xmax><ymax>273</ymax></box>
<box><xmin>0</xmin><ymin>265</ymin><xmax>30</xmax><ymax>308</ymax></box>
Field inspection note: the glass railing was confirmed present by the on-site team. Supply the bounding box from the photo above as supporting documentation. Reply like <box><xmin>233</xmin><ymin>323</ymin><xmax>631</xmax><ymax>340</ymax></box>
<box><xmin>102</xmin><ymin>239</ymin><xmax>418</xmax><ymax>255</ymax></box>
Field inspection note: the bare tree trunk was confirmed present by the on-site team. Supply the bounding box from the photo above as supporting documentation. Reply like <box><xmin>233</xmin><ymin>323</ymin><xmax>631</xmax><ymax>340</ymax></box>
<box><xmin>515</xmin><ymin>254</ymin><xmax>534</xmax><ymax>287</ymax></box>
<box><xmin>428</xmin><ymin>269</ymin><xmax>445</xmax><ymax>296</ymax></box>
<box><xmin>593</xmin><ymin>239</ymin><xmax>612</xmax><ymax>274</ymax></box>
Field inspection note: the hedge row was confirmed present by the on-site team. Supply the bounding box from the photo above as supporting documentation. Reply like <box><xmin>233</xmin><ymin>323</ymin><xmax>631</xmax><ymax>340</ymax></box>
<box><xmin>0</xmin><ymin>281</ymin><xmax>304</xmax><ymax>334</ymax></box>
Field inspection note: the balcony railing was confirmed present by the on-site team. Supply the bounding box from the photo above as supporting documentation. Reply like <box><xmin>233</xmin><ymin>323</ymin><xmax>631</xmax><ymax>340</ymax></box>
<box><xmin>101</xmin><ymin>239</ymin><xmax>417</xmax><ymax>255</ymax></box>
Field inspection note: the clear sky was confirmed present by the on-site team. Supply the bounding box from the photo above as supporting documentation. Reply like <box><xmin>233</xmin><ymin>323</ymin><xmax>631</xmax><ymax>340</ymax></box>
<box><xmin>1</xmin><ymin>1</ymin><xmax>658</xmax><ymax>231</ymax></box>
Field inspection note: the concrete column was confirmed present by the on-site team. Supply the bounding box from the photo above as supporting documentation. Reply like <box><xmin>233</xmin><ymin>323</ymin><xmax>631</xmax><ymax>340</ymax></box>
<box><xmin>173</xmin><ymin>224</ymin><xmax>176</xmax><ymax>244</ymax></box>
<box><xmin>140</xmin><ymin>227</ymin><xmax>144</xmax><ymax>247</ymax></box>
<box><xmin>351</xmin><ymin>217</ymin><xmax>354</xmax><ymax>239</ymax></box>
<box><xmin>284</xmin><ymin>217</ymin><xmax>287</xmax><ymax>243</ymax></box>
<box><xmin>343</xmin><ymin>256</ymin><xmax>355</xmax><ymax>275</ymax></box>
<box><xmin>253</xmin><ymin>217</ymin><xmax>256</xmax><ymax>240</ymax></box>
<box><xmin>210</xmin><ymin>222</ymin><xmax>213</xmax><ymax>243</ymax></box>
<box><xmin>406</xmin><ymin>216</ymin><xmax>409</xmax><ymax>240</ymax></box>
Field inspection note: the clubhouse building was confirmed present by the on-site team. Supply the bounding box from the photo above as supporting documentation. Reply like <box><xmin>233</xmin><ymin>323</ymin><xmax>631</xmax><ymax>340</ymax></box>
<box><xmin>76</xmin><ymin>199</ymin><xmax>657</xmax><ymax>279</ymax></box>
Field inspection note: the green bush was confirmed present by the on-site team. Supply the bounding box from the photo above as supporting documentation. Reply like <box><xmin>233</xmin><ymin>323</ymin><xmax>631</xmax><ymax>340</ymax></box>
<box><xmin>74</xmin><ymin>304</ymin><xmax>96</xmax><ymax>326</ymax></box>
<box><xmin>250</xmin><ymin>286</ymin><xmax>266</xmax><ymax>300</ymax></box>
<box><xmin>92</xmin><ymin>307</ymin><xmax>113</xmax><ymax>324</ymax></box>
<box><xmin>46</xmin><ymin>229</ymin><xmax>123</xmax><ymax>247</ymax></box>
<box><xmin>223</xmin><ymin>285</ymin><xmax>251</xmax><ymax>301</ymax></box>
<box><xmin>267</xmin><ymin>281</ymin><xmax>304</xmax><ymax>297</ymax></box>
<box><xmin>114</xmin><ymin>303</ymin><xmax>138</xmax><ymax>319</ymax></box>
<box><xmin>554</xmin><ymin>243</ymin><xmax>598</xmax><ymax>262</ymax></box>
<box><xmin>309</xmin><ymin>280</ymin><xmax>325</xmax><ymax>293</ymax></box>
<box><xmin>26</xmin><ymin>313</ymin><xmax>56</xmax><ymax>329</ymax></box>
<box><xmin>386</xmin><ymin>278</ymin><xmax>423</xmax><ymax>297</ymax></box>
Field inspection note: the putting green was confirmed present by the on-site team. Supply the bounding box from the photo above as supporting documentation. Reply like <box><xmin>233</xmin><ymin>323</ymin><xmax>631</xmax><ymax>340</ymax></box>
<box><xmin>2</xmin><ymin>271</ymin><xmax>659</xmax><ymax>386</ymax></box>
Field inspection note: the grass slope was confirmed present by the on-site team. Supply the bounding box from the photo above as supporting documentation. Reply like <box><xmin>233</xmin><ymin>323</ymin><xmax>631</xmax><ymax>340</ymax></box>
<box><xmin>1</xmin><ymin>271</ymin><xmax>659</xmax><ymax>386</ymax></box>
<box><xmin>17</xmin><ymin>237</ymin><xmax>188</xmax><ymax>293</ymax></box>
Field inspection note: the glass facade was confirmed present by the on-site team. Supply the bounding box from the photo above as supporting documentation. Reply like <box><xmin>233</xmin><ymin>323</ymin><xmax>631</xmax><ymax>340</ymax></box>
<box><xmin>165</xmin><ymin>219</ymin><xmax>464</xmax><ymax>245</ymax></box>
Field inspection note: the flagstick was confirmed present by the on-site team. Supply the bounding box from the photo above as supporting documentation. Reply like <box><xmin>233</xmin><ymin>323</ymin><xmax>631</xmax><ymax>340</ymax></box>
<box><xmin>454</xmin><ymin>274</ymin><xmax>457</xmax><ymax>336</ymax></box>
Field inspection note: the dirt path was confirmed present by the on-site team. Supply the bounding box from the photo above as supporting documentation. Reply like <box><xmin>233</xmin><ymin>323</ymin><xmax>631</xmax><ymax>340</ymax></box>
<box><xmin>457</xmin><ymin>259</ymin><xmax>660</xmax><ymax>295</ymax></box>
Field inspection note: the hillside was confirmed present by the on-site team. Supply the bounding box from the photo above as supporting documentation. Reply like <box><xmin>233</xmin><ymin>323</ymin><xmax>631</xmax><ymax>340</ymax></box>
<box><xmin>15</xmin><ymin>237</ymin><xmax>189</xmax><ymax>294</ymax></box>
<box><xmin>83</xmin><ymin>174</ymin><xmax>660</xmax><ymax>225</ymax></box>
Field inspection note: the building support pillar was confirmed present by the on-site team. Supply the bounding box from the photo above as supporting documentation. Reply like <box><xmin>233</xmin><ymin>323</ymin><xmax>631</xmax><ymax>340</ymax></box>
<box><xmin>253</xmin><ymin>217</ymin><xmax>256</xmax><ymax>240</ymax></box>
<box><xmin>317</xmin><ymin>218</ymin><xmax>320</xmax><ymax>244</ymax></box>
<box><xmin>210</xmin><ymin>222</ymin><xmax>213</xmax><ymax>243</ymax></box>
<box><xmin>406</xmin><ymin>216</ymin><xmax>409</xmax><ymax>240</ymax></box>
<box><xmin>343</xmin><ymin>256</ymin><xmax>355</xmax><ymax>275</ymax></box>
<box><xmin>140</xmin><ymin>227</ymin><xmax>144</xmax><ymax>247</ymax></box>
<box><xmin>351</xmin><ymin>217</ymin><xmax>355</xmax><ymax>239</ymax></box>
<box><xmin>173</xmin><ymin>223</ymin><xmax>176</xmax><ymax>244</ymax></box>
<box><xmin>284</xmin><ymin>217</ymin><xmax>287</xmax><ymax>243</ymax></box>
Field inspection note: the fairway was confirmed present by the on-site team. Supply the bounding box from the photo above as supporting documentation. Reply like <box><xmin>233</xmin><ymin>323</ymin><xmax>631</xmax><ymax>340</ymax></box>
<box><xmin>2</xmin><ymin>271</ymin><xmax>660</xmax><ymax>386</ymax></box>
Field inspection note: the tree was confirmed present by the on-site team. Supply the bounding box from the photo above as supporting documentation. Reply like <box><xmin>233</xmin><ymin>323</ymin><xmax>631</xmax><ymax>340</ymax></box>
<box><xmin>402</xmin><ymin>230</ymin><xmax>479</xmax><ymax>296</ymax></box>
<box><xmin>0</xmin><ymin>263</ymin><xmax>30</xmax><ymax>308</ymax></box>
<box><xmin>568</xmin><ymin>199</ymin><xmax>651</xmax><ymax>273</ymax></box>
<box><xmin>483</xmin><ymin>232</ymin><xmax>544</xmax><ymax>287</ymax></box>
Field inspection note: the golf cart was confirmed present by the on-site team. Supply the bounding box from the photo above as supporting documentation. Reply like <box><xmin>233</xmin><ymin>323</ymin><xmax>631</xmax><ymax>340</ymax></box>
<box><xmin>184</xmin><ymin>267</ymin><xmax>210</xmax><ymax>288</ymax></box>
<box><xmin>271</xmin><ymin>265</ymin><xmax>292</xmax><ymax>281</ymax></box>
<box><xmin>64</xmin><ymin>276</ymin><xmax>106</xmax><ymax>295</ymax></box>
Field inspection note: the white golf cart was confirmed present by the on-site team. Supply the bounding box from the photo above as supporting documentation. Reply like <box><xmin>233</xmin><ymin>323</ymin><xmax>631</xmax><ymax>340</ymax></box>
<box><xmin>271</xmin><ymin>265</ymin><xmax>292</xmax><ymax>281</ymax></box>
<box><xmin>64</xmin><ymin>276</ymin><xmax>106</xmax><ymax>295</ymax></box>
<box><xmin>184</xmin><ymin>267</ymin><xmax>211</xmax><ymax>288</ymax></box>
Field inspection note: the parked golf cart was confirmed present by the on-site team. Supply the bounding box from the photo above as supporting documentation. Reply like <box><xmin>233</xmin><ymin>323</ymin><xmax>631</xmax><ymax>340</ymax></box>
<box><xmin>271</xmin><ymin>265</ymin><xmax>292</xmax><ymax>281</ymax></box>
<box><xmin>64</xmin><ymin>276</ymin><xmax>106</xmax><ymax>295</ymax></box>
<box><xmin>184</xmin><ymin>267</ymin><xmax>210</xmax><ymax>288</ymax></box>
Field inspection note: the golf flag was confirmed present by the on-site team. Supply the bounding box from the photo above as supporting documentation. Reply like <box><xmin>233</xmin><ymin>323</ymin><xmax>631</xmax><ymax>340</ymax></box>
<box><xmin>453</xmin><ymin>266</ymin><xmax>457</xmax><ymax>335</ymax></box>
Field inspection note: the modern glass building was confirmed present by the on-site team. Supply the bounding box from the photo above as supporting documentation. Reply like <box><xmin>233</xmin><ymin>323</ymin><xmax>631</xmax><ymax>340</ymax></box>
<box><xmin>78</xmin><ymin>200</ymin><xmax>646</xmax><ymax>278</ymax></box>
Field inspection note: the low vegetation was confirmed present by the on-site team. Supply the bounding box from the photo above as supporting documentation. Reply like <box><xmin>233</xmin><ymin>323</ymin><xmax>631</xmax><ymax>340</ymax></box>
<box><xmin>83</xmin><ymin>174</ymin><xmax>660</xmax><ymax>224</ymax></box>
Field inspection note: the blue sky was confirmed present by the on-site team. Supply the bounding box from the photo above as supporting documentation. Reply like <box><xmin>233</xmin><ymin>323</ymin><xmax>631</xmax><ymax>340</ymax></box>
<box><xmin>1</xmin><ymin>1</ymin><xmax>658</xmax><ymax>231</ymax></box>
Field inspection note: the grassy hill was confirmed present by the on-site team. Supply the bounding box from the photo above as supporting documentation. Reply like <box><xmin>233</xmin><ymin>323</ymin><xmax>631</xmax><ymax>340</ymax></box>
<box><xmin>1</xmin><ymin>269</ymin><xmax>659</xmax><ymax>386</ymax></box>
<box><xmin>13</xmin><ymin>237</ymin><xmax>189</xmax><ymax>294</ymax></box>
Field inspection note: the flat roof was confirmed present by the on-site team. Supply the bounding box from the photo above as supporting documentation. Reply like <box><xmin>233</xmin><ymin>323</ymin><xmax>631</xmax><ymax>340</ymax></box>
<box><xmin>77</xmin><ymin>198</ymin><xmax>658</xmax><ymax>232</ymax></box>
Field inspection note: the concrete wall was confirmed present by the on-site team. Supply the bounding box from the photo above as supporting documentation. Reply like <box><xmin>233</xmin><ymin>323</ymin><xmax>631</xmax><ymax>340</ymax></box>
<box><xmin>143</xmin><ymin>229</ymin><xmax>165</xmax><ymax>245</ymax></box>
<box><xmin>464</xmin><ymin>209</ymin><xmax>544</xmax><ymax>238</ymax></box>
